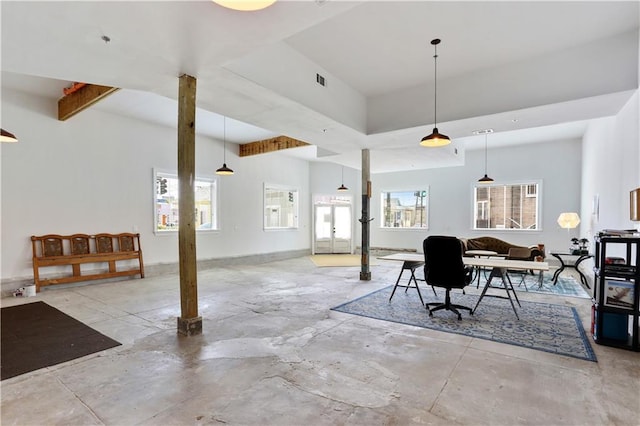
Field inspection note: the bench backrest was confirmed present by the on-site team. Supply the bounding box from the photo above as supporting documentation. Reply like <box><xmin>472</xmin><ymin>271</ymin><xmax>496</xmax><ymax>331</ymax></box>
<box><xmin>31</xmin><ymin>233</ymin><xmax>141</xmax><ymax>258</ymax></box>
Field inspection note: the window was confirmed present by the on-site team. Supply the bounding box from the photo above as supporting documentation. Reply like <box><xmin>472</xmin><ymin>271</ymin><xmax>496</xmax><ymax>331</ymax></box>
<box><xmin>474</xmin><ymin>182</ymin><xmax>540</xmax><ymax>230</ymax></box>
<box><xmin>155</xmin><ymin>171</ymin><xmax>217</xmax><ymax>232</ymax></box>
<box><xmin>380</xmin><ymin>190</ymin><xmax>428</xmax><ymax>228</ymax></box>
<box><xmin>264</xmin><ymin>184</ymin><xmax>299</xmax><ymax>229</ymax></box>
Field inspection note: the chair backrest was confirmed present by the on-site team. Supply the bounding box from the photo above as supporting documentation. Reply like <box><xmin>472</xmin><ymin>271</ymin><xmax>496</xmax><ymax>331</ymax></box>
<box><xmin>507</xmin><ymin>247</ymin><xmax>531</xmax><ymax>260</ymax></box>
<box><xmin>423</xmin><ymin>236</ymin><xmax>469</xmax><ymax>289</ymax></box>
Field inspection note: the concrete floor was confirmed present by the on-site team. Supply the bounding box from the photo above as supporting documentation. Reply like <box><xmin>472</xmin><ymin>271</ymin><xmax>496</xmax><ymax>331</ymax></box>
<box><xmin>1</xmin><ymin>256</ymin><xmax>639</xmax><ymax>425</ymax></box>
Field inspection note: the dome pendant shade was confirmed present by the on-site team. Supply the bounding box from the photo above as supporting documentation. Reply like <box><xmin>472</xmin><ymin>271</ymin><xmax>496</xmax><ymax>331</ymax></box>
<box><xmin>216</xmin><ymin>116</ymin><xmax>234</xmax><ymax>176</ymax></box>
<box><xmin>216</xmin><ymin>163</ymin><xmax>234</xmax><ymax>175</ymax></box>
<box><xmin>1</xmin><ymin>129</ymin><xmax>18</xmax><ymax>143</ymax></box>
<box><xmin>420</xmin><ymin>38</ymin><xmax>451</xmax><ymax>147</ymax></box>
<box><xmin>337</xmin><ymin>166</ymin><xmax>348</xmax><ymax>191</ymax></box>
<box><xmin>212</xmin><ymin>0</ymin><xmax>276</xmax><ymax>11</ymax></box>
<box><xmin>477</xmin><ymin>131</ymin><xmax>493</xmax><ymax>183</ymax></box>
<box><xmin>420</xmin><ymin>128</ymin><xmax>450</xmax><ymax>147</ymax></box>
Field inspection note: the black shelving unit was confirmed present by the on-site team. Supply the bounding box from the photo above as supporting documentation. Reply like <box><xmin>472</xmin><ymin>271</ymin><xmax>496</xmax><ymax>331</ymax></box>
<box><xmin>592</xmin><ymin>234</ymin><xmax>640</xmax><ymax>351</ymax></box>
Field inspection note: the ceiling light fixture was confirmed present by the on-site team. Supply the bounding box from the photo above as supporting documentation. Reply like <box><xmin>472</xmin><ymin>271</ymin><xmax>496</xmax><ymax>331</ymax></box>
<box><xmin>1</xmin><ymin>129</ymin><xmax>18</xmax><ymax>143</ymax></box>
<box><xmin>420</xmin><ymin>38</ymin><xmax>450</xmax><ymax>147</ymax></box>
<box><xmin>212</xmin><ymin>0</ymin><xmax>276</xmax><ymax>11</ymax></box>
<box><xmin>216</xmin><ymin>117</ymin><xmax>234</xmax><ymax>176</ymax></box>
<box><xmin>337</xmin><ymin>166</ymin><xmax>348</xmax><ymax>192</ymax></box>
<box><xmin>476</xmin><ymin>129</ymin><xmax>494</xmax><ymax>183</ymax></box>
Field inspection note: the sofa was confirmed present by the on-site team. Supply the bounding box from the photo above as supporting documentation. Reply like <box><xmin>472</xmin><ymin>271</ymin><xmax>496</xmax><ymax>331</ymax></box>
<box><xmin>460</xmin><ymin>236</ymin><xmax>545</xmax><ymax>261</ymax></box>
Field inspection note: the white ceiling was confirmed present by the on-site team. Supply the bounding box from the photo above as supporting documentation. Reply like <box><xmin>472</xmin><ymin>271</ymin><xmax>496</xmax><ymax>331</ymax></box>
<box><xmin>1</xmin><ymin>1</ymin><xmax>638</xmax><ymax>173</ymax></box>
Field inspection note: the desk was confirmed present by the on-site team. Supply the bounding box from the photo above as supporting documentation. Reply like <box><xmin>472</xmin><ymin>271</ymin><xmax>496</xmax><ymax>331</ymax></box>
<box><xmin>465</xmin><ymin>250</ymin><xmax>499</xmax><ymax>257</ymax></box>
<box><xmin>380</xmin><ymin>254</ymin><xmax>549</xmax><ymax>319</ymax></box>
<box><xmin>550</xmin><ymin>252</ymin><xmax>593</xmax><ymax>288</ymax></box>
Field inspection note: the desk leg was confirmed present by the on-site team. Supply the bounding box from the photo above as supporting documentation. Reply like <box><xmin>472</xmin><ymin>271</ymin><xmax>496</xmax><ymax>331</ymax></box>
<box><xmin>472</xmin><ymin>267</ymin><xmax>520</xmax><ymax>320</ymax></box>
<box><xmin>389</xmin><ymin>261</ymin><xmax>424</xmax><ymax>306</ymax></box>
<box><xmin>389</xmin><ymin>266</ymin><xmax>406</xmax><ymax>302</ymax></box>
<box><xmin>537</xmin><ymin>269</ymin><xmax>544</xmax><ymax>289</ymax></box>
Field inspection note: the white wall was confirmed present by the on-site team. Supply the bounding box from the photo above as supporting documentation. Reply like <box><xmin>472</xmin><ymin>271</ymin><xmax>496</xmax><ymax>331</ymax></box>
<box><xmin>1</xmin><ymin>88</ymin><xmax>310</xmax><ymax>282</ymax></box>
<box><xmin>581</xmin><ymin>90</ymin><xmax>640</xmax><ymax>238</ymax></box>
<box><xmin>368</xmin><ymin>139</ymin><xmax>583</xmax><ymax>253</ymax></box>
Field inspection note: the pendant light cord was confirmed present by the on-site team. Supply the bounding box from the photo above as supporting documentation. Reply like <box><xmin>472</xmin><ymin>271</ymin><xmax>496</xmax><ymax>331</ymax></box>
<box><xmin>433</xmin><ymin>43</ymin><xmax>438</xmax><ymax>128</ymax></box>
<box><xmin>223</xmin><ymin>117</ymin><xmax>227</xmax><ymax>163</ymax></box>
<box><xmin>484</xmin><ymin>133</ymin><xmax>488</xmax><ymax>174</ymax></box>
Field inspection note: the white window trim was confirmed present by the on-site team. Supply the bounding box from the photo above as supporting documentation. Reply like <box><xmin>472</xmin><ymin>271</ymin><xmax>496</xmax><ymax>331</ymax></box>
<box><xmin>153</xmin><ymin>168</ymin><xmax>220</xmax><ymax>234</ymax></box>
<box><xmin>379</xmin><ymin>188</ymin><xmax>430</xmax><ymax>230</ymax></box>
<box><xmin>263</xmin><ymin>182</ymin><xmax>299</xmax><ymax>230</ymax></box>
<box><xmin>471</xmin><ymin>179</ymin><xmax>543</xmax><ymax>232</ymax></box>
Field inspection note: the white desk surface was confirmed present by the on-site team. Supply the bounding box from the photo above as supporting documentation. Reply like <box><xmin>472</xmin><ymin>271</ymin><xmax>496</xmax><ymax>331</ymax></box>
<box><xmin>379</xmin><ymin>253</ymin><xmax>549</xmax><ymax>271</ymax></box>
<box><xmin>378</xmin><ymin>253</ymin><xmax>424</xmax><ymax>262</ymax></box>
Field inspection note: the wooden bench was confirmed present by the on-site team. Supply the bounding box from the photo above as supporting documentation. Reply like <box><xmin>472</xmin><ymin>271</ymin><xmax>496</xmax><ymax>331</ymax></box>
<box><xmin>31</xmin><ymin>233</ymin><xmax>144</xmax><ymax>292</ymax></box>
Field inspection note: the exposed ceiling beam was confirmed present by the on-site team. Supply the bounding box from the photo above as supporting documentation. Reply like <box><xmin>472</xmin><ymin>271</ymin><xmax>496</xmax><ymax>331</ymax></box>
<box><xmin>239</xmin><ymin>135</ymin><xmax>310</xmax><ymax>157</ymax></box>
<box><xmin>58</xmin><ymin>84</ymin><xmax>120</xmax><ymax>121</ymax></box>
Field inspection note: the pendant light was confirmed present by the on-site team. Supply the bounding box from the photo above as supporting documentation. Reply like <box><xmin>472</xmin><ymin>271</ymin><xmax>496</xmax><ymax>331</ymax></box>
<box><xmin>478</xmin><ymin>131</ymin><xmax>494</xmax><ymax>183</ymax></box>
<box><xmin>420</xmin><ymin>38</ymin><xmax>451</xmax><ymax>147</ymax></box>
<box><xmin>212</xmin><ymin>0</ymin><xmax>276</xmax><ymax>11</ymax></box>
<box><xmin>1</xmin><ymin>129</ymin><xmax>18</xmax><ymax>143</ymax></box>
<box><xmin>216</xmin><ymin>117</ymin><xmax>234</xmax><ymax>176</ymax></box>
<box><xmin>337</xmin><ymin>166</ymin><xmax>348</xmax><ymax>191</ymax></box>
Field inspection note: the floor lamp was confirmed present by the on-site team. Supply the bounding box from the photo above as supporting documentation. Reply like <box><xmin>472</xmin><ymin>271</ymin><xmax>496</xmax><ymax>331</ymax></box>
<box><xmin>557</xmin><ymin>212</ymin><xmax>580</xmax><ymax>252</ymax></box>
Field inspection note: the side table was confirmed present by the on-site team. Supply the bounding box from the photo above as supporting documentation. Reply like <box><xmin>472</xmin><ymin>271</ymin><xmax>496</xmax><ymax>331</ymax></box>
<box><xmin>550</xmin><ymin>252</ymin><xmax>593</xmax><ymax>288</ymax></box>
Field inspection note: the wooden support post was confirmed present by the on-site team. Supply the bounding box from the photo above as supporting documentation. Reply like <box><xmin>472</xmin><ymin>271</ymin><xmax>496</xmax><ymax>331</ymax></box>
<box><xmin>360</xmin><ymin>148</ymin><xmax>372</xmax><ymax>281</ymax></box>
<box><xmin>176</xmin><ymin>74</ymin><xmax>202</xmax><ymax>336</ymax></box>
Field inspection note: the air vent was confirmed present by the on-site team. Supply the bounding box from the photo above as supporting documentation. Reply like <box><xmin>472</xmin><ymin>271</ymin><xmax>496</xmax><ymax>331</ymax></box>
<box><xmin>316</xmin><ymin>73</ymin><xmax>326</xmax><ymax>87</ymax></box>
<box><xmin>472</xmin><ymin>129</ymin><xmax>494</xmax><ymax>135</ymax></box>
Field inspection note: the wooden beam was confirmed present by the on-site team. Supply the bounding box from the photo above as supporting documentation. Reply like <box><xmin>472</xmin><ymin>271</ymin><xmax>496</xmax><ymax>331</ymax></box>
<box><xmin>58</xmin><ymin>84</ymin><xmax>119</xmax><ymax>121</ymax></box>
<box><xmin>239</xmin><ymin>135</ymin><xmax>309</xmax><ymax>157</ymax></box>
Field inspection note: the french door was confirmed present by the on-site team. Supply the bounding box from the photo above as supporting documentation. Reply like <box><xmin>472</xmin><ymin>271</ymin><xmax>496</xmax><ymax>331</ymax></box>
<box><xmin>314</xmin><ymin>204</ymin><xmax>352</xmax><ymax>254</ymax></box>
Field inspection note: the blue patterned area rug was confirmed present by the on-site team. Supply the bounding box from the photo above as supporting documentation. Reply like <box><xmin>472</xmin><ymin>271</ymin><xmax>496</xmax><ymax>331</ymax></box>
<box><xmin>331</xmin><ymin>286</ymin><xmax>597</xmax><ymax>362</ymax></box>
<box><xmin>476</xmin><ymin>272</ymin><xmax>591</xmax><ymax>298</ymax></box>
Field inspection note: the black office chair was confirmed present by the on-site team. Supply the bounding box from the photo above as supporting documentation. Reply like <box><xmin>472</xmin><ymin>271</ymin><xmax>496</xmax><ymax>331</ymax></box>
<box><xmin>423</xmin><ymin>236</ymin><xmax>474</xmax><ymax>320</ymax></box>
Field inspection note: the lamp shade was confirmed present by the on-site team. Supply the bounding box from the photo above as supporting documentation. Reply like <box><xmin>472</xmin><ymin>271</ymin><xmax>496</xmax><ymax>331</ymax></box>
<box><xmin>216</xmin><ymin>163</ymin><xmax>234</xmax><ymax>175</ymax></box>
<box><xmin>212</xmin><ymin>0</ymin><xmax>276</xmax><ymax>11</ymax></box>
<box><xmin>557</xmin><ymin>212</ymin><xmax>580</xmax><ymax>229</ymax></box>
<box><xmin>1</xmin><ymin>129</ymin><xmax>18</xmax><ymax>143</ymax></box>
<box><xmin>420</xmin><ymin>128</ymin><xmax>451</xmax><ymax>147</ymax></box>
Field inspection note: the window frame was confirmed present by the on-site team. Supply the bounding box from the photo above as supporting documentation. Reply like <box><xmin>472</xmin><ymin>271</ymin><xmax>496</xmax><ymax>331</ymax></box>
<box><xmin>472</xmin><ymin>180</ymin><xmax>542</xmax><ymax>231</ymax></box>
<box><xmin>153</xmin><ymin>169</ymin><xmax>219</xmax><ymax>234</ymax></box>
<box><xmin>379</xmin><ymin>188</ymin><xmax>430</xmax><ymax>230</ymax></box>
<box><xmin>263</xmin><ymin>183</ymin><xmax>299</xmax><ymax>230</ymax></box>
